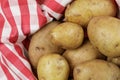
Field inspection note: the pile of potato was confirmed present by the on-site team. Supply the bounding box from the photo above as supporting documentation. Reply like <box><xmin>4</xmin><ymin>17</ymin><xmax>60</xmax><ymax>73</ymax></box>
<box><xmin>28</xmin><ymin>0</ymin><xmax>120</xmax><ymax>80</ymax></box>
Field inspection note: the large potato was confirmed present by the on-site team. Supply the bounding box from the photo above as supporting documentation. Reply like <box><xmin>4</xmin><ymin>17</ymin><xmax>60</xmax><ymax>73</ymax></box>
<box><xmin>37</xmin><ymin>53</ymin><xmax>70</xmax><ymax>80</ymax></box>
<box><xmin>87</xmin><ymin>16</ymin><xmax>120</xmax><ymax>57</ymax></box>
<box><xmin>65</xmin><ymin>0</ymin><xmax>117</xmax><ymax>27</ymax></box>
<box><xmin>28</xmin><ymin>21</ymin><xmax>64</xmax><ymax>69</ymax></box>
<box><xmin>50</xmin><ymin>22</ymin><xmax>84</xmax><ymax>49</ymax></box>
<box><xmin>63</xmin><ymin>40</ymin><xmax>105</xmax><ymax>76</ymax></box>
<box><xmin>73</xmin><ymin>59</ymin><xmax>120</xmax><ymax>80</ymax></box>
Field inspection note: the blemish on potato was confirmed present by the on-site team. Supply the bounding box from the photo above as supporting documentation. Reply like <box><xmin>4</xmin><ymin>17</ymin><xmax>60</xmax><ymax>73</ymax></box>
<box><xmin>106</xmin><ymin>62</ymin><xmax>111</xmax><ymax>68</ymax></box>
<box><xmin>35</xmin><ymin>46</ymin><xmax>45</xmax><ymax>51</ymax></box>
<box><xmin>95</xmin><ymin>46</ymin><xmax>99</xmax><ymax>50</ymax></box>
<box><xmin>116</xmin><ymin>77</ymin><xmax>120</xmax><ymax>80</ymax></box>
<box><xmin>57</xmin><ymin>66</ymin><xmax>63</xmax><ymax>71</ymax></box>
<box><xmin>57</xmin><ymin>58</ymin><xmax>65</xmax><ymax>68</ymax></box>
<box><xmin>35</xmin><ymin>46</ymin><xmax>40</xmax><ymax>50</ymax></box>
<box><xmin>57</xmin><ymin>58</ymin><xmax>64</xmax><ymax>64</ymax></box>
<box><xmin>59</xmin><ymin>58</ymin><xmax>63</xmax><ymax>61</ymax></box>
<box><xmin>91</xmin><ymin>1</ymin><xmax>98</xmax><ymax>5</ymax></box>
<box><xmin>76</xmin><ymin>68</ymin><xmax>81</xmax><ymax>74</ymax></box>
<box><xmin>115</xmin><ymin>43</ymin><xmax>119</xmax><ymax>48</ymax></box>
<box><xmin>88</xmin><ymin>77</ymin><xmax>93</xmax><ymax>80</ymax></box>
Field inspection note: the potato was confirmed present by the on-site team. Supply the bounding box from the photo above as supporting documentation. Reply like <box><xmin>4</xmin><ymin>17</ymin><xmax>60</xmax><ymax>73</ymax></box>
<box><xmin>28</xmin><ymin>21</ymin><xmax>64</xmax><ymax>69</ymax></box>
<box><xmin>37</xmin><ymin>53</ymin><xmax>70</xmax><ymax>80</ymax></box>
<box><xmin>87</xmin><ymin>16</ymin><xmax>120</xmax><ymax>57</ymax></box>
<box><xmin>108</xmin><ymin>57</ymin><xmax>120</xmax><ymax>66</ymax></box>
<box><xmin>50</xmin><ymin>22</ymin><xmax>84</xmax><ymax>49</ymax></box>
<box><xmin>73</xmin><ymin>59</ymin><xmax>120</xmax><ymax>80</ymax></box>
<box><xmin>63</xmin><ymin>40</ymin><xmax>105</xmax><ymax>76</ymax></box>
<box><xmin>65</xmin><ymin>0</ymin><xmax>117</xmax><ymax>27</ymax></box>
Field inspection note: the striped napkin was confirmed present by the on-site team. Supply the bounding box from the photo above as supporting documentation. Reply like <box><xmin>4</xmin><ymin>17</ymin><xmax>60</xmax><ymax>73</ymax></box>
<box><xmin>0</xmin><ymin>0</ymin><xmax>72</xmax><ymax>79</ymax></box>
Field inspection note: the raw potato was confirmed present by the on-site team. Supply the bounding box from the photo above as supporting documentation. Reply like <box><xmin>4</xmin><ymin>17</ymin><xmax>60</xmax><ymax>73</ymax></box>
<box><xmin>73</xmin><ymin>59</ymin><xmax>120</xmax><ymax>80</ymax></box>
<box><xmin>28</xmin><ymin>21</ymin><xmax>64</xmax><ymax>69</ymax></box>
<box><xmin>63</xmin><ymin>40</ymin><xmax>105</xmax><ymax>75</ymax></box>
<box><xmin>87</xmin><ymin>16</ymin><xmax>120</xmax><ymax>57</ymax></box>
<box><xmin>50</xmin><ymin>22</ymin><xmax>84</xmax><ymax>49</ymax></box>
<box><xmin>65</xmin><ymin>0</ymin><xmax>117</xmax><ymax>27</ymax></box>
<box><xmin>37</xmin><ymin>53</ymin><xmax>70</xmax><ymax>80</ymax></box>
<box><xmin>108</xmin><ymin>57</ymin><xmax>120</xmax><ymax>66</ymax></box>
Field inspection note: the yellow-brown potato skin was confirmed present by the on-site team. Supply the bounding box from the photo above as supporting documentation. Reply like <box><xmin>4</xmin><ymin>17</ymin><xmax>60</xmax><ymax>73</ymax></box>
<box><xmin>108</xmin><ymin>57</ymin><xmax>120</xmax><ymax>66</ymax></box>
<box><xmin>73</xmin><ymin>59</ymin><xmax>120</xmax><ymax>80</ymax></box>
<box><xmin>63</xmin><ymin>40</ymin><xmax>104</xmax><ymax>75</ymax></box>
<box><xmin>37</xmin><ymin>53</ymin><xmax>70</xmax><ymax>80</ymax></box>
<box><xmin>28</xmin><ymin>21</ymin><xmax>64</xmax><ymax>69</ymax></box>
<box><xmin>65</xmin><ymin>0</ymin><xmax>117</xmax><ymax>27</ymax></box>
<box><xmin>88</xmin><ymin>16</ymin><xmax>120</xmax><ymax>57</ymax></box>
<box><xmin>50</xmin><ymin>22</ymin><xmax>84</xmax><ymax>49</ymax></box>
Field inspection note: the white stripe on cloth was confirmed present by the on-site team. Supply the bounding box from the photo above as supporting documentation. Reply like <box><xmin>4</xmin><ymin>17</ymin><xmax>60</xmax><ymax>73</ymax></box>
<box><xmin>28</xmin><ymin>3</ymin><xmax>40</xmax><ymax>34</ymax></box>
<box><xmin>8</xmin><ymin>0</ymin><xmax>20</xmax><ymax>16</ymax></box>
<box><xmin>116</xmin><ymin>0</ymin><xmax>120</xmax><ymax>6</ymax></box>
<box><xmin>8</xmin><ymin>0</ymin><xmax>26</xmax><ymax>42</ymax></box>
<box><xmin>0</xmin><ymin>52</ymin><xmax>8</xmax><ymax>80</ymax></box>
<box><xmin>42</xmin><ymin>8</ymin><xmax>53</xmax><ymax>23</ymax></box>
<box><xmin>0</xmin><ymin>5</ymin><xmax>11</xmax><ymax>44</ymax></box>
<box><xmin>41</xmin><ymin>4</ymin><xmax>62</xmax><ymax>20</ymax></box>
<box><xmin>2</xmin><ymin>43</ymin><xmax>32</xmax><ymax>80</ymax></box>
<box><xmin>0</xmin><ymin>53</ymin><xmax>20</xmax><ymax>80</ymax></box>
<box><xmin>2</xmin><ymin>56</ymin><xmax>28</xmax><ymax>80</ymax></box>
<box><xmin>55</xmin><ymin>0</ymin><xmax>72</xmax><ymax>7</ymax></box>
<box><xmin>0</xmin><ymin>66</ymin><xmax>8</xmax><ymax>80</ymax></box>
<box><xmin>4</xmin><ymin>43</ymin><xmax>32</xmax><ymax>71</ymax></box>
<box><xmin>0</xmin><ymin>15</ymin><xmax>11</xmax><ymax>44</ymax></box>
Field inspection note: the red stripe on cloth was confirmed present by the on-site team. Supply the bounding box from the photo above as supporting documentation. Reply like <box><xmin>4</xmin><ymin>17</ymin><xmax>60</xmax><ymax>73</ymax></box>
<box><xmin>1</xmin><ymin>56</ymin><xmax>22</xmax><ymax>79</ymax></box>
<box><xmin>2</xmin><ymin>55</ymin><xmax>24</xmax><ymax>79</ymax></box>
<box><xmin>42</xmin><ymin>0</ymin><xmax>65</xmax><ymax>14</ymax></box>
<box><xmin>14</xmin><ymin>44</ymin><xmax>27</xmax><ymax>59</ymax></box>
<box><xmin>37</xmin><ymin>4</ymin><xmax>47</xmax><ymax>27</ymax></box>
<box><xmin>22</xmin><ymin>37</ymin><xmax>30</xmax><ymax>50</ymax></box>
<box><xmin>18</xmin><ymin>0</ymin><xmax>30</xmax><ymax>35</ymax></box>
<box><xmin>36</xmin><ymin>0</ymin><xmax>44</xmax><ymax>4</ymax></box>
<box><xmin>0</xmin><ymin>14</ymin><xmax>5</xmax><ymax>42</ymax></box>
<box><xmin>1</xmin><ymin>0</ymin><xmax>18</xmax><ymax>43</ymax></box>
<box><xmin>0</xmin><ymin>60</ymin><xmax>15</xmax><ymax>80</ymax></box>
<box><xmin>0</xmin><ymin>43</ymin><xmax>35</xmax><ymax>79</ymax></box>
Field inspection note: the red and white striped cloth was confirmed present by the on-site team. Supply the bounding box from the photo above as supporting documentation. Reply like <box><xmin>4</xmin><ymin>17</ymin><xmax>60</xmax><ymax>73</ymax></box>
<box><xmin>0</xmin><ymin>0</ymin><xmax>72</xmax><ymax>80</ymax></box>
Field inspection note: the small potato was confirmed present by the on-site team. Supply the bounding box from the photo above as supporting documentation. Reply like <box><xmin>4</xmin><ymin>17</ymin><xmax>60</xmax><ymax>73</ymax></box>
<box><xmin>28</xmin><ymin>21</ymin><xmax>64</xmax><ymax>69</ymax></box>
<box><xmin>87</xmin><ymin>16</ymin><xmax>120</xmax><ymax>57</ymax></box>
<box><xmin>63</xmin><ymin>40</ymin><xmax>105</xmax><ymax>76</ymax></box>
<box><xmin>73</xmin><ymin>59</ymin><xmax>120</xmax><ymax>80</ymax></box>
<box><xmin>65</xmin><ymin>0</ymin><xmax>117</xmax><ymax>27</ymax></box>
<box><xmin>50</xmin><ymin>22</ymin><xmax>84</xmax><ymax>49</ymax></box>
<box><xmin>37</xmin><ymin>53</ymin><xmax>70</xmax><ymax>80</ymax></box>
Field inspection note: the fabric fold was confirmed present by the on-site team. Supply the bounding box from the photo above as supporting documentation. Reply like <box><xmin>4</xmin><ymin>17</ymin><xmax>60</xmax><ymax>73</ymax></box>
<box><xmin>0</xmin><ymin>0</ymin><xmax>72</xmax><ymax>79</ymax></box>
